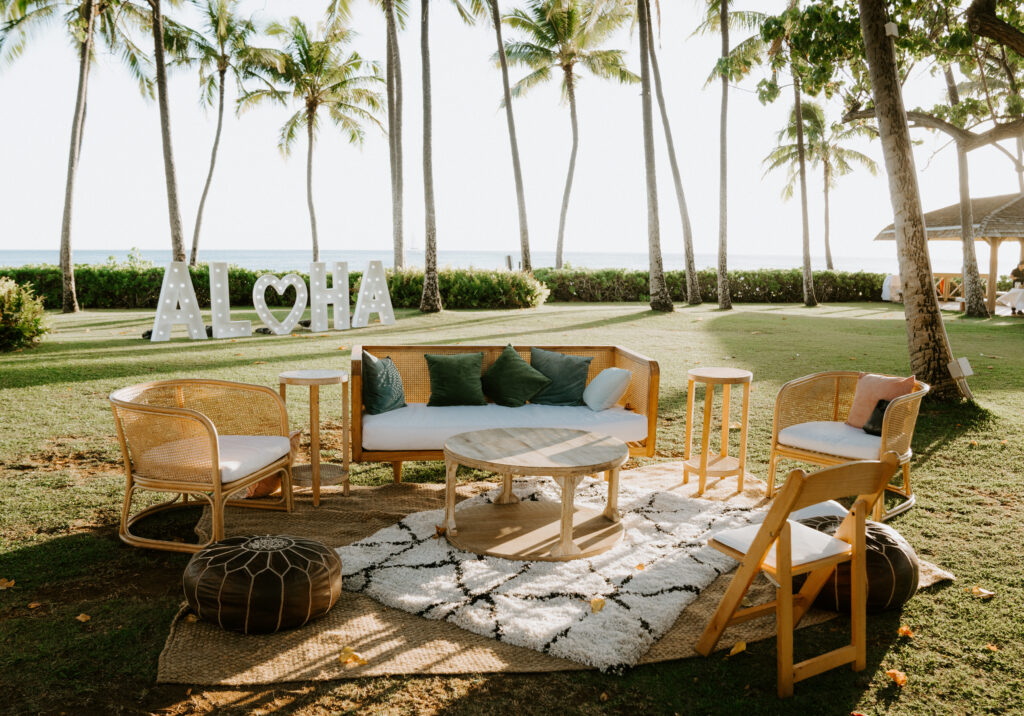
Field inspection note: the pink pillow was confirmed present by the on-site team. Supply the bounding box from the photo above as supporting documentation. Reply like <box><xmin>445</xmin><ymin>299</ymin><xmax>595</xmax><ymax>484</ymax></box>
<box><xmin>846</xmin><ymin>373</ymin><xmax>916</xmax><ymax>429</ymax></box>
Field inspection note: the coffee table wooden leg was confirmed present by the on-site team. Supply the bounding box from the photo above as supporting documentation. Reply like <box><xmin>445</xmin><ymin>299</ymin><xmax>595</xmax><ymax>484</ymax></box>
<box><xmin>310</xmin><ymin>385</ymin><xmax>321</xmax><ymax>507</ymax></box>
<box><xmin>496</xmin><ymin>472</ymin><xmax>519</xmax><ymax>504</ymax></box>
<box><xmin>550</xmin><ymin>475</ymin><xmax>583</xmax><ymax>558</ymax></box>
<box><xmin>443</xmin><ymin>459</ymin><xmax>459</xmax><ymax>536</ymax></box>
<box><xmin>342</xmin><ymin>380</ymin><xmax>351</xmax><ymax>497</ymax></box>
<box><xmin>603</xmin><ymin>467</ymin><xmax>620</xmax><ymax>523</ymax></box>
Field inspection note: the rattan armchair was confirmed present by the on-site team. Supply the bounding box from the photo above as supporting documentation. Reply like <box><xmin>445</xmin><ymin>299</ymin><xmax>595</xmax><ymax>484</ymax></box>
<box><xmin>767</xmin><ymin>371</ymin><xmax>929</xmax><ymax>521</ymax></box>
<box><xmin>110</xmin><ymin>379</ymin><xmax>296</xmax><ymax>553</ymax></box>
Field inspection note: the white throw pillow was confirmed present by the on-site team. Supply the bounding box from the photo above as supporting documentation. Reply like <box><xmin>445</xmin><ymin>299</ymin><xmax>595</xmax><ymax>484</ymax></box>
<box><xmin>583</xmin><ymin>368</ymin><xmax>632</xmax><ymax>411</ymax></box>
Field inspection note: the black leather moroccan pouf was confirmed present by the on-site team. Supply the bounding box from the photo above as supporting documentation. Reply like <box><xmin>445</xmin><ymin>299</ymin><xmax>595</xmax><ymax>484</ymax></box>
<box><xmin>183</xmin><ymin>535</ymin><xmax>342</xmax><ymax>634</ymax></box>
<box><xmin>798</xmin><ymin>516</ymin><xmax>919</xmax><ymax>614</ymax></box>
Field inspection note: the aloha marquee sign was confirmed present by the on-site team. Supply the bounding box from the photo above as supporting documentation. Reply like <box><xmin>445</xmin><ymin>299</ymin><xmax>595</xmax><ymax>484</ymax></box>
<box><xmin>150</xmin><ymin>260</ymin><xmax>395</xmax><ymax>342</ymax></box>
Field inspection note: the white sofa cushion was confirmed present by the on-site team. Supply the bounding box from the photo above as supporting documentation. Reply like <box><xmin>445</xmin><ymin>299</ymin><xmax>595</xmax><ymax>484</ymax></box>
<box><xmin>139</xmin><ymin>435</ymin><xmax>290</xmax><ymax>483</ymax></box>
<box><xmin>777</xmin><ymin>420</ymin><xmax>882</xmax><ymax>461</ymax></box>
<box><xmin>712</xmin><ymin>520</ymin><xmax>851</xmax><ymax>569</ymax></box>
<box><xmin>362</xmin><ymin>403</ymin><xmax>648</xmax><ymax>451</ymax></box>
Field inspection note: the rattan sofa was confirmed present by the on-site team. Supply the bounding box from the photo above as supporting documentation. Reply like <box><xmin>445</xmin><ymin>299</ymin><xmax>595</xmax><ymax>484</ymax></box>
<box><xmin>351</xmin><ymin>345</ymin><xmax>660</xmax><ymax>482</ymax></box>
<box><xmin>767</xmin><ymin>371</ymin><xmax>929</xmax><ymax>521</ymax></box>
<box><xmin>109</xmin><ymin>379</ymin><xmax>296</xmax><ymax>553</ymax></box>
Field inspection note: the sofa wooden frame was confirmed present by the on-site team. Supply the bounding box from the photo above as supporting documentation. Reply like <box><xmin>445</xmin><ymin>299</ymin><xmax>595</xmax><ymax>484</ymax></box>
<box><xmin>350</xmin><ymin>344</ymin><xmax>660</xmax><ymax>482</ymax></box>
<box><xmin>110</xmin><ymin>379</ymin><xmax>296</xmax><ymax>553</ymax></box>
<box><xmin>767</xmin><ymin>371</ymin><xmax>930</xmax><ymax>521</ymax></box>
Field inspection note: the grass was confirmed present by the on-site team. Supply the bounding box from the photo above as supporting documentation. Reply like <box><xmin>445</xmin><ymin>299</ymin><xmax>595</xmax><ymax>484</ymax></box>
<box><xmin>1</xmin><ymin>301</ymin><xmax>1023</xmax><ymax>715</ymax></box>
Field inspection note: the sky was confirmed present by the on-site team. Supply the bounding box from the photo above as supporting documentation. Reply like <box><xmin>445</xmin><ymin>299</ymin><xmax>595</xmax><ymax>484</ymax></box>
<box><xmin>2</xmin><ymin>0</ymin><xmax>1023</xmax><ymax>273</ymax></box>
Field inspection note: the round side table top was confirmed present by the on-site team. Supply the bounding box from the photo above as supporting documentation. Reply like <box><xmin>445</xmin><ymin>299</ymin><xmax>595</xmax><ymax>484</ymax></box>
<box><xmin>278</xmin><ymin>369</ymin><xmax>348</xmax><ymax>385</ymax></box>
<box><xmin>687</xmin><ymin>367</ymin><xmax>753</xmax><ymax>384</ymax></box>
<box><xmin>445</xmin><ymin>427</ymin><xmax>627</xmax><ymax>476</ymax></box>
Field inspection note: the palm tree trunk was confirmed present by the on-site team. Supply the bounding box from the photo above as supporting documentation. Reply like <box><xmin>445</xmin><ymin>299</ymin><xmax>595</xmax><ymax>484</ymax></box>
<box><xmin>638</xmin><ymin>0</ymin><xmax>672</xmax><ymax>312</ymax></box>
<box><xmin>823</xmin><ymin>165</ymin><xmax>834</xmax><ymax>270</ymax></box>
<box><xmin>59</xmin><ymin>0</ymin><xmax>96</xmax><ymax>314</ymax></box>
<box><xmin>555</xmin><ymin>67</ymin><xmax>579</xmax><ymax>271</ymax></box>
<box><xmin>1016</xmin><ymin>136</ymin><xmax>1023</xmax><ymax>192</ymax></box>
<box><xmin>190</xmin><ymin>68</ymin><xmax>226</xmax><ymax>267</ymax></box>
<box><xmin>419</xmin><ymin>0</ymin><xmax>441</xmax><ymax>312</ymax></box>
<box><xmin>858</xmin><ymin>0</ymin><xmax>963</xmax><ymax>400</ymax></box>
<box><xmin>149</xmin><ymin>0</ymin><xmax>187</xmax><ymax>263</ymax></box>
<box><xmin>956</xmin><ymin>147</ymin><xmax>988</xmax><ymax>317</ymax></box>
<box><xmin>716</xmin><ymin>0</ymin><xmax>732</xmax><ymax>309</ymax></box>
<box><xmin>306</xmin><ymin>111</ymin><xmax>320</xmax><ymax>262</ymax></box>
<box><xmin>645</xmin><ymin>6</ymin><xmax>698</xmax><ymax>305</ymax></box>
<box><xmin>385</xmin><ymin>0</ymin><xmax>405</xmax><ymax>268</ymax></box>
<box><xmin>490</xmin><ymin>0</ymin><xmax>531</xmax><ymax>273</ymax></box>
<box><xmin>793</xmin><ymin>75</ymin><xmax>817</xmax><ymax>307</ymax></box>
<box><xmin>943</xmin><ymin>67</ymin><xmax>988</xmax><ymax>318</ymax></box>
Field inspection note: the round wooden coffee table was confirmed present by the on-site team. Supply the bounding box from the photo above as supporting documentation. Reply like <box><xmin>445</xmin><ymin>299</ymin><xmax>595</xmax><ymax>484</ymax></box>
<box><xmin>442</xmin><ymin>427</ymin><xmax>628</xmax><ymax>561</ymax></box>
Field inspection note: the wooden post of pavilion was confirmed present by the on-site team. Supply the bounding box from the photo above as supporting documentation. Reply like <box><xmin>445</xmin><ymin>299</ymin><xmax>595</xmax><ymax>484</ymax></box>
<box><xmin>987</xmin><ymin>238</ymin><xmax>1002</xmax><ymax>313</ymax></box>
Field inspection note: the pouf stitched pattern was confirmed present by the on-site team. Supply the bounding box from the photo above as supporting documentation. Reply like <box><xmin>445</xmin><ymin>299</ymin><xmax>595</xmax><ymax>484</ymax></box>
<box><xmin>183</xmin><ymin>535</ymin><xmax>342</xmax><ymax>634</ymax></box>
<box><xmin>798</xmin><ymin>515</ymin><xmax>919</xmax><ymax>613</ymax></box>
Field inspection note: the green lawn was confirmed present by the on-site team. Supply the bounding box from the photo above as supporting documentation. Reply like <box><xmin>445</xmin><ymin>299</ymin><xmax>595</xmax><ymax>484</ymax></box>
<box><xmin>1</xmin><ymin>302</ymin><xmax>1022</xmax><ymax>715</ymax></box>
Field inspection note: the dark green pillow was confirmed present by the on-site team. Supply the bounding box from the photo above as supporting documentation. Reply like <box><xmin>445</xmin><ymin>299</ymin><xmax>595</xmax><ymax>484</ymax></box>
<box><xmin>862</xmin><ymin>399</ymin><xmax>890</xmax><ymax>437</ymax></box>
<box><xmin>425</xmin><ymin>352</ymin><xmax>487</xmax><ymax>406</ymax></box>
<box><xmin>482</xmin><ymin>345</ymin><xmax>552</xmax><ymax>407</ymax></box>
<box><xmin>529</xmin><ymin>347</ymin><xmax>593</xmax><ymax>406</ymax></box>
<box><xmin>362</xmin><ymin>351</ymin><xmax>407</xmax><ymax>415</ymax></box>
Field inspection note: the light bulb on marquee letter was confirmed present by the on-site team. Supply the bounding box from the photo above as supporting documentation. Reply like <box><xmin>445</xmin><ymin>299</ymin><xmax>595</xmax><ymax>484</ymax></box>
<box><xmin>210</xmin><ymin>262</ymin><xmax>252</xmax><ymax>338</ymax></box>
<box><xmin>309</xmin><ymin>261</ymin><xmax>350</xmax><ymax>332</ymax></box>
<box><xmin>150</xmin><ymin>262</ymin><xmax>207</xmax><ymax>342</ymax></box>
<box><xmin>352</xmin><ymin>260</ymin><xmax>396</xmax><ymax>327</ymax></box>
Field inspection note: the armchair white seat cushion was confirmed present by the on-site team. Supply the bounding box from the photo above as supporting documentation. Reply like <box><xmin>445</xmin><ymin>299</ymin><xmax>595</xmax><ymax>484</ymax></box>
<box><xmin>361</xmin><ymin>403</ymin><xmax>648</xmax><ymax>451</ymax></box>
<box><xmin>140</xmin><ymin>435</ymin><xmax>291</xmax><ymax>483</ymax></box>
<box><xmin>777</xmin><ymin>421</ymin><xmax>882</xmax><ymax>461</ymax></box>
<box><xmin>712</xmin><ymin>520</ymin><xmax>852</xmax><ymax>570</ymax></box>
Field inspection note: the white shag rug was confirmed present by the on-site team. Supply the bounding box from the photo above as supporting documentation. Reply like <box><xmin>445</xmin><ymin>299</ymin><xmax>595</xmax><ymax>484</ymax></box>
<box><xmin>337</xmin><ymin>477</ymin><xmax>755</xmax><ymax>672</ymax></box>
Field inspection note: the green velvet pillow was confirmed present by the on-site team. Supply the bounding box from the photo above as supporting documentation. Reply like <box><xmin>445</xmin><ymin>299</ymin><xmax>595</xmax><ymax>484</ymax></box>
<box><xmin>529</xmin><ymin>347</ymin><xmax>593</xmax><ymax>406</ymax></box>
<box><xmin>425</xmin><ymin>352</ymin><xmax>487</xmax><ymax>406</ymax></box>
<box><xmin>362</xmin><ymin>351</ymin><xmax>407</xmax><ymax>415</ymax></box>
<box><xmin>482</xmin><ymin>345</ymin><xmax>552</xmax><ymax>407</ymax></box>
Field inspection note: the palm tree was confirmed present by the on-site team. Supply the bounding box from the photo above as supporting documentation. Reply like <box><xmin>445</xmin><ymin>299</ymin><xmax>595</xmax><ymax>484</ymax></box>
<box><xmin>419</xmin><ymin>0</ymin><xmax>485</xmax><ymax>312</ymax></box>
<box><xmin>858</xmin><ymin>0</ymin><xmax>963</xmax><ymax>400</ymax></box>
<box><xmin>502</xmin><ymin>0</ymin><xmax>636</xmax><ymax>270</ymax></box>
<box><xmin>790</xmin><ymin>75</ymin><xmax>816</xmax><ymax>306</ymax></box>
<box><xmin>637</xmin><ymin>0</ymin><xmax>672</xmax><ymax>311</ymax></box>
<box><xmin>177</xmin><ymin>0</ymin><xmax>258</xmax><ymax>267</ymax></box>
<box><xmin>0</xmin><ymin>0</ymin><xmax>151</xmax><ymax>311</ymax></box>
<box><xmin>763</xmin><ymin>100</ymin><xmax>878</xmax><ymax>272</ymax></box>
<box><xmin>696</xmin><ymin>2</ymin><xmax>766</xmax><ymax>310</ymax></box>
<box><xmin>488</xmin><ymin>0</ymin><xmax>531</xmax><ymax>272</ymax></box>
<box><xmin>240</xmin><ymin>16</ymin><xmax>384</xmax><ymax>262</ymax></box>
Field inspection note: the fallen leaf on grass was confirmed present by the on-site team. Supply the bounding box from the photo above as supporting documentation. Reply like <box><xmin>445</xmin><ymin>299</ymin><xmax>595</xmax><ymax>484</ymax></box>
<box><xmin>969</xmin><ymin>440</ymin><xmax>978</xmax><ymax>447</ymax></box>
<box><xmin>986</xmin><ymin>644</ymin><xmax>999</xmax><ymax>652</ymax></box>
<box><xmin>968</xmin><ymin>585</ymin><xmax>996</xmax><ymax>599</ymax></box>
<box><xmin>590</xmin><ymin>598</ymin><xmax>605</xmax><ymax>614</ymax></box>
<box><xmin>28</xmin><ymin>602</ymin><xmax>41</xmax><ymax>609</ymax></box>
<box><xmin>0</xmin><ymin>578</ymin><xmax>14</xmax><ymax>590</ymax></box>
<box><xmin>729</xmin><ymin>421</ymin><xmax>742</xmax><ymax>430</ymax></box>
<box><xmin>727</xmin><ymin>641</ymin><xmax>746</xmax><ymax>657</ymax></box>
<box><xmin>253</xmin><ymin>361</ymin><xmax>266</xmax><ymax>365</ymax></box>
<box><xmin>897</xmin><ymin>625</ymin><xmax>915</xmax><ymax>638</ymax></box>
<box><xmin>886</xmin><ymin>669</ymin><xmax>907</xmax><ymax>687</ymax></box>
<box><xmin>339</xmin><ymin>646</ymin><xmax>368</xmax><ymax>666</ymax></box>
<box><xmin>599</xmin><ymin>692</ymin><xmax>609</xmax><ymax>702</ymax></box>
<box><xmin>1000</xmin><ymin>440</ymin><xmax>1008</xmax><ymax>446</ymax></box>
<box><xmin>75</xmin><ymin>613</ymin><xmax>91</xmax><ymax>623</ymax></box>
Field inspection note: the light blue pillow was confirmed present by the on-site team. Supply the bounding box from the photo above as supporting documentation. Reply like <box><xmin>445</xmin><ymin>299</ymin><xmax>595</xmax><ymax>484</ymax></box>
<box><xmin>583</xmin><ymin>368</ymin><xmax>631</xmax><ymax>411</ymax></box>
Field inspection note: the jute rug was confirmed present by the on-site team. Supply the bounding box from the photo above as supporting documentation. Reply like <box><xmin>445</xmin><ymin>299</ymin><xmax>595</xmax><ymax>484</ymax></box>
<box><xmin>158</xmin><ymin>463</ymin><xmax>953</xmax><ymax>685</ymax></box>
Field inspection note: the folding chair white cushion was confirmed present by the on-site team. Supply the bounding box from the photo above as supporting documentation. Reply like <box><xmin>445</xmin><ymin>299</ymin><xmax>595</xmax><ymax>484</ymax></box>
<box><xmin>140</xmin><ymin>435</ymin><xmax>290</xmax><ymax>483</ymax></box>
<box><xmin>790</xmin><ymin>500</ymin><xmax>849</xmax><ymax>521</ymax></box>
<box><xmin>777</xmin><ymin>421</ymin><xmax>882</xmax><ymax>461</ymax></box>
<box><xmin>712</xmin><ymin>520</ymin><xmax>852</xmax><ymax>570</ymax></box>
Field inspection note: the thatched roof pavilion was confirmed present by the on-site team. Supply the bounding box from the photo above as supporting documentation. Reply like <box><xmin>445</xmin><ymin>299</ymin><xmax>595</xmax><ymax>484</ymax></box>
<box><xmin>875</xmin><ymin>193</ymin><xmax>1024</xmax><ymax>311</ymax></box>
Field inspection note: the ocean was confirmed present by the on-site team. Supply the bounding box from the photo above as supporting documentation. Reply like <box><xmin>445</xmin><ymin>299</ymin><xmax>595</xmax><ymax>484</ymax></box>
<box><xmin>0</xmin><ymin>249</ymin><xmax>903</xmax><ymax>274</ymax></box>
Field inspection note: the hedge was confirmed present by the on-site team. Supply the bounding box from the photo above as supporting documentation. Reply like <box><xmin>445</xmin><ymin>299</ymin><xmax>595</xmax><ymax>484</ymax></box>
<box><xmin>0</xmin><ymin>264</ymin><xmax>549</xmax><ymax>310</ymax></box>
<box><xmin>534</xmin><ymin>268</ymin><xmax>888</xmax><ymax>303</ymax></box>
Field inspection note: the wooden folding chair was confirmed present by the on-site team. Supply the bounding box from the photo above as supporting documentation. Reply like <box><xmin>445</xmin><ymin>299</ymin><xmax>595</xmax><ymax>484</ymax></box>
<box><xmin>695</xmin><ymin>454</ymin><xmax>900</xmax><ymax>698</ymax></box>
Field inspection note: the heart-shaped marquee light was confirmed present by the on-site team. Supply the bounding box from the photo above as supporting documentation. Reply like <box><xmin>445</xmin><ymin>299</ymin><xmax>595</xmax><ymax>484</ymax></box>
<box><xmin>252</xmin><ymin>273</ymin><xmax>309</xmax><ymax>335</ymax></box>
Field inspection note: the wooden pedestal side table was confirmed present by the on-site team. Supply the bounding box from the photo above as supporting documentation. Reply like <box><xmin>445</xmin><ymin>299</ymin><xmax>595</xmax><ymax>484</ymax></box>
<box><xmin>442</xmin><ymin>428</ymin><xmax>627</xmax><ymax>561</ymax></box>
<box><xmin>684</xmin><ymin>367</ymin><xmax>753</xmax><ymax>496</ymax></box>
<box><xmin>278</xmin><ymin>369</ymin><xmax>350</xmax><ymax>506</ymax></box>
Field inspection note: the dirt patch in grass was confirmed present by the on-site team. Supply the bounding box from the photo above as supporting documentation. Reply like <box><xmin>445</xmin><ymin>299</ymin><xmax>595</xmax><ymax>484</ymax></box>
<box><xmin>10</xmin><ymin>435</ymin><xmax>122</xmax><ymax>475</ymax></box>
